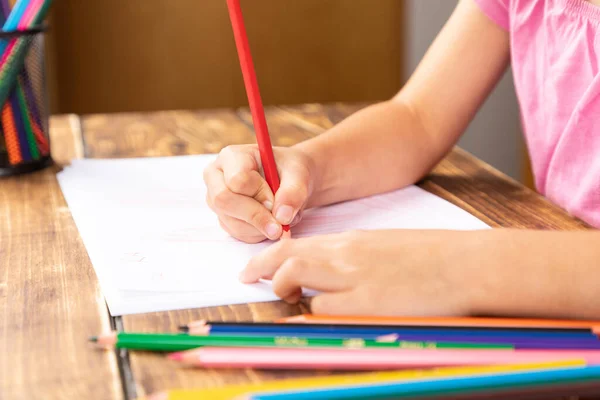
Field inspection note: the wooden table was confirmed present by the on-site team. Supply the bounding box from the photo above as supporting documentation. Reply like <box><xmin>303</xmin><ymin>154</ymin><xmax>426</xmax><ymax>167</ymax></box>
<box><xmin>1</xmin><ymin>103</ymin><xmax>595</xmax><ymax>400</ymax></box>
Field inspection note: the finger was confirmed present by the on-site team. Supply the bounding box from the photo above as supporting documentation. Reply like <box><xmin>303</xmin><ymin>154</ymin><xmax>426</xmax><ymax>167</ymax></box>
<box><xmin>240</xmin><ymin>238</ymin><xmax>300</xmax><ymax>283</ymax></box>
<box><xmin>310</xmin><ymin>291</ymin><xmax>361</xmax><ymax>315</ymax></box>
<box><xmin>272</xmin><ymin>258</ymin><xmax>353</xmax><ymax>304</ymax></box>
<box><xmin>204</xmin><ymin>165</ymin><xmax>282</xmax><ymax>240</ymax></box>
<box><xmin>220</xmin><ymin>148</ymin><xmax>274</xmax><ymax>208</ymax></box>
<box><xmin>273</xmin><ymin>162</ymin><xmax>311</xmax><ymax>225</ymax></box>
<box><xmin>290</xmin><ymin>211</ymin><xmax>303</xmax><ymax>227</ymax></box>
<box><xmin>279</xmin><ymin>212</ymin><xmax>302</xmax><ymax>239</ymax></box>
<box><xmin>218</xmin><ymin>215</ymin><xmax>267</xmax><ymax>244</ymax></box>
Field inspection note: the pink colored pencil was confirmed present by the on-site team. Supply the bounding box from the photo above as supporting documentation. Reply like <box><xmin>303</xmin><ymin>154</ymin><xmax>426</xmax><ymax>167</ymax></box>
<box><xmin>0</xmin><ymin>0</ymin><xmax>40</xmax><ymax>66</ymax></box>
<box><xmin>169</xmin><ymin>347</ymin><xmax>600</xmax><ymax>370</ymax></box>
<box><xmin>21</xmin><ymin>0</ymin><xmax>42</xmax><ymax>27</ymax></box>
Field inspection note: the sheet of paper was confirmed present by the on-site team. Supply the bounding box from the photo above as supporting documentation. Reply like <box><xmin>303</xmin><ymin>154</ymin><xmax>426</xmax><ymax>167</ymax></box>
<box><xmin>57</xmin><ymin>155</ymin><xmax>489</xmax><ymax>315</ymax></box>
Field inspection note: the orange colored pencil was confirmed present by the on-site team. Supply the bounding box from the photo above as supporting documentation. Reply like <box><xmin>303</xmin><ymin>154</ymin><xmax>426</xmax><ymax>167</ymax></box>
<box><xmin>278</xmin><ymin>315</ymin><xmax>600</xmax><ymax>333</ymax></box>
<box><xmin>1</xmin><ymin>102</ymin><xmax>22</xmax><ymax>164</ymax></box>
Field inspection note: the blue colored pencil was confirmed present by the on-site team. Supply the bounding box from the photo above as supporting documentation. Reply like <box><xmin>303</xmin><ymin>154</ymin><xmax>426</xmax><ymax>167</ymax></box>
<box><xmin>247</xmin><ymin>365</ymin><xmax>600</xmax><ymax>400</ymax></box>
<box><xmin>198</xmin><ymin>323</ymin><xmax>598</xmax><ymax>340</ymax></box>
<box><xmin>9</xmin><ymin>91</ymin><xmax>29</xmax><ymax>161</ymax></box>
<box><xmin>187</xmin><ymin>323</ymin><xmax>600</xmax><ymax>349</ymax></box>
<box><xmin>0</xmin><ymin>0</ymin><xmax>28</xmax><ymax>42</ymax></box>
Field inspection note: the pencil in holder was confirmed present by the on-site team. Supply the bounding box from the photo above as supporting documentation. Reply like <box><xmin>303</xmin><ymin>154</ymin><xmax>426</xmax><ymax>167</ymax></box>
<box><xmin>0</xmin><ymin>25</ymin><xmax>52</xmax><ymax>177</ymax></box>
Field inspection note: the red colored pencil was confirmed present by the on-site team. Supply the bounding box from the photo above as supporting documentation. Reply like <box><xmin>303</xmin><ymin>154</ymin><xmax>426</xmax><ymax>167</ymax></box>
<box><xmin>226</xmin><ymin>0</ymin><xmax>289</xmax><ymax>232</ymax></box>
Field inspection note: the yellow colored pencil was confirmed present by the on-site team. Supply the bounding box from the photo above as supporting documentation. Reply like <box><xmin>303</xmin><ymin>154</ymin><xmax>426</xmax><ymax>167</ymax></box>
<box><xmin>144</xmin><ymin>360</ymin><xmax>585</xmax><ymax>400</ymax></box>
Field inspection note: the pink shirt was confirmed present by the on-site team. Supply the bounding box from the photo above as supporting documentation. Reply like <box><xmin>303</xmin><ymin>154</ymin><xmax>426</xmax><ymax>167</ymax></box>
<box><xmin>474</xmin><ymin>0</ymin><xmax>600</xmax><ymax>227</ymax></box>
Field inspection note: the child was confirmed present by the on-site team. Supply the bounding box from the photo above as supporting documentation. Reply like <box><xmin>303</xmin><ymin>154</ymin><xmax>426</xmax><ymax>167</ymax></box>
<box><xmin>203</xmin><ymin>0</ymin><xmax>600</xmax><ymax>319</ymax></box>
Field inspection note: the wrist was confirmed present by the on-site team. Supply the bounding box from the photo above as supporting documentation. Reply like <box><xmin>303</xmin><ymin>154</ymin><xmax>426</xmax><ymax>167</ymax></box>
<box><xmin>445</xmin><ymin>230</ymin><xmax>504</xmax><ymax>316</ymax></box>
<box><xmin>457</xmin><ymin>229</ymin><xmax>537</xmax><ymax>317</ymax></box>
<box><xmin>294</xmin><ymin>138</ymin><xmax>339</xmax><ymax>208</ymax></box>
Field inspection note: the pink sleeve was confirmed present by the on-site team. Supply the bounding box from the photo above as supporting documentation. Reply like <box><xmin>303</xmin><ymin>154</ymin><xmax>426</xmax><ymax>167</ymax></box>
<box><xmin>473</xmin><ymin>0</ymin><xmax>510</xmax><ymax>31</ymax></box>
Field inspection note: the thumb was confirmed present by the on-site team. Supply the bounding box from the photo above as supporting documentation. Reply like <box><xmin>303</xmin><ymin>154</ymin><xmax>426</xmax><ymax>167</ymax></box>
<box><xmin>272</xmin><ymin>164</ymin><xmax>311</xmax><ymax>225</ymax></box>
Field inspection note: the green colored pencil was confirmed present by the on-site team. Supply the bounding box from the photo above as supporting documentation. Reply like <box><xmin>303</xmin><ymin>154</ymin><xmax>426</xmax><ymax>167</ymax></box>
<box><xmin>89</xmin><ymin>332</ymin><xmax>513</xmax><ymax>353</ymax></box>
<box><xmin>0</xmin><ymin>0</ymin><xmax>53</xmax><ymax>108</ymax></box>
<box><xmin>15</xmin><ymin>79</ymin><xmax>38</xmax><ymax>159</ymax></box>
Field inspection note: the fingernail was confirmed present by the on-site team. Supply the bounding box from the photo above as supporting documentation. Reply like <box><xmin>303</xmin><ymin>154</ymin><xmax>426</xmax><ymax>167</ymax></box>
<box><xmin>266</xmin><ymin>222</ymin><xmax>281</xmax><ymax>239</ymax></box>
<box><xmin>275</xmin><ymin>205</ymin><xmax>294</xmax><ymax>225</ymax></box>
<box><xmin>263</xmin><ymin>201</ymin><xmax>273</xmax><ymax>211</ymax></box>
<box><xmin>290</xmin><ymin>212</ymin><xmax>302</xmax><ymax>226</ymax></box>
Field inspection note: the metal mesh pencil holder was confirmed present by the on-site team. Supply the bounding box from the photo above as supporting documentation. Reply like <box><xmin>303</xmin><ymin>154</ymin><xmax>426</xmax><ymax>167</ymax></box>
<box><xmin>0</xmin><ymin>25</ymin><xmax>52</xmax><ymax>176</ymax></box>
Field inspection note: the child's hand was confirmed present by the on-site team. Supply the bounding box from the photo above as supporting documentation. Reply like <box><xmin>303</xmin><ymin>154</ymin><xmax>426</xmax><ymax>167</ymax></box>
<box><xmin>240</xmin><ymin>230</ymin><xmax>482</xmax><ymax>316</ymax></box>
<box><xmin>203</xmin><ymin>145</ymin><xmax>316</xmax><ymax>243</ymax></box>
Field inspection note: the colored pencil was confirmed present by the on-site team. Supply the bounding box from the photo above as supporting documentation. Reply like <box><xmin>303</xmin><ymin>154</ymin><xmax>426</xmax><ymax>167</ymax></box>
<box><xmin>0</xmin><ymin>0</ymin><xmax>9</xmax><ymax>18</ymax></box>
<box><xmin>279</xmin><ymin>314</ymin><xmax>600</xmax><ymax>332</ymax></box>
<box><xmin>200</xmin><ymin>335</ymin><xmax>599</xmax><ymax>350</ymax></box>
<box><xmin>179</xmin><ymin>320</ymin><xmax>598</xmax><ymax>338</ymax></box>
<box><xmin>15</xmin><ymin>79</ymin><xmax>38</xmax><ymax>159</ymax></box>
<box><xmin>0</xmin><ymin>0</ymin><xmax>20</xmax><ymax>165</ymax></box>
<box><xmin>1</xmin><ymin>101</ymin><xmax>21</xmax><ymax>164</ymax></box>
<box><xmin>178</xmin><ymin>326</ymin><xmax>600</xmax><ymax>349</ymax></box>
<box><xmin>9</xmin><ymin>91</ymin><xmax>29</xmax><ymax>160</ymax></box>
<box><xmin>20</xmin><ymin>70</ymin><xmax>48</xmax><ymax>153</ymax></box>
<box><xmin>245</xmin><ymin>365</ymin><xmax>600</xmax><ymax>400</ymax></box>
<box><xmin>0</xmin><ymin>0</ymin><xmax>52</xmax><ymax>111</ymax></box>
<box><xmin>179</xmin><ymin>321</ymin><xmax>598</xmax><ymax>339</ymax></box>
<box><xmin>167</xmin><ymin>347</ymin><xmax>600</xmax><ymax>370</ymax></box>
<box><xmin>225</xmin><ymin>0</ymin><xmax>289</xmax><ymax>232</ymax></box>
<box><xmin>89</xmin><ymin>331</ymin><xmax>511</xmax><ymax>352</ymax></box>
<box><xmin>155</xmin><ymin>383</ymin><xmax>600</xmax><ymax>400</ymax></box>
<box><xmin>0</xmin><ymin>0</ymin><xmax>50</xmax><ymax>166</ymax></box>
<box><xmin>177</xmin><ymin>323</ymin><xmax>600</xmax><ymax>349</ymax></box>
<box><xmin>141</xmin><ymin>360</ymin><xmax>584</xmax><ymax>400</ymax></box>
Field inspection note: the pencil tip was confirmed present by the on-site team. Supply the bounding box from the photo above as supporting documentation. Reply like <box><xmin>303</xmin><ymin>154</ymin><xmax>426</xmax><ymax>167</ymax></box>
<box><xmin>376</xmin><ymin>334</ymin><xmax>399</xmax><ymax>343</ymax></box>
<box><xmin>283</xmin><ymin>315</ymin><xmax>303</xmax><ymax>322</ymax></box>
<box><xmin>192</xmin><ymin>325</ymin><xmax>212</xmax><ymax>335</ymax></box>
<box><xmin>88</xmin><ymin>336</ymin><xmax>98</xmax><ymax>342</ymax></box>
<box><xmin>178</xmin><ymin>325</ymin><xmax>190</xmax><ymax>333</ymax></box>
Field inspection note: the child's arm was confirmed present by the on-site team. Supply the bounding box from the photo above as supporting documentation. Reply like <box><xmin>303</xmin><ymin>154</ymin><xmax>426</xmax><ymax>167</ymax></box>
<box><xmin>241</xmin><ymin>229</ymin><xmax>600</xmax><ymax>320</ymax></box>
<box><xmin>204</xmin><ymin>0</ymin><xmax>509</xmax><ymax>243</ymax></box>
<box><xmin>299</xmin><ymin>0</ymin><xmax>510</xmax><ymax>207</ymax></box>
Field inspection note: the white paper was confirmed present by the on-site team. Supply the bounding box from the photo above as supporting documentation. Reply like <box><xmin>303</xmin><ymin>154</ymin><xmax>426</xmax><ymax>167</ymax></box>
<box><xmin>57</xmin><ymin>155</ymin><xmax>489</xmax><ymax>315</ymax></box>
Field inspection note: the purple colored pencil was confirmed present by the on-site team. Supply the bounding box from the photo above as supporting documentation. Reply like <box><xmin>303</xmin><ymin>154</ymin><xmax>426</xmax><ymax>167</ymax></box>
<box><xmin>20</xmin><ymin>68</ymin><xmax>42</xmax><ymax>128</ymax></box>
<box><xmin>0</xmin><ymin>0</ymin><xmax>9</xmax><ymax>19</ymax></box>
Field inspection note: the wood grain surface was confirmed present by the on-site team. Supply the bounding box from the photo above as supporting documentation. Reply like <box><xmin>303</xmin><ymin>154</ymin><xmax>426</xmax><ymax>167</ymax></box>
<box><xmin>78</xmin><ymin>104</ymin><xmax>590</xmax><ymax>398</ymax></box>
<box><xmin>0</xmin><ymin>115</ymin><xmax>121</xmax><ymax>400</ymax></box>
<box><xmin>2</xmin><ymin>104</ymin><xmax>592</xmax><ymax>400</ymax></box>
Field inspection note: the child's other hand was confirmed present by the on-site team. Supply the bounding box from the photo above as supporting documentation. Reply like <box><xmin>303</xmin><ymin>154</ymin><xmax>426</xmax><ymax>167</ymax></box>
<box><xmin>240</xmin><ymin>230</ymin><xmax>482</xmax><ymax>316</ymax></box>
<box><xmin>204</xmin><ymin>145</ymin><xmax>316</xmax><ymax>243</ymax></box>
